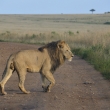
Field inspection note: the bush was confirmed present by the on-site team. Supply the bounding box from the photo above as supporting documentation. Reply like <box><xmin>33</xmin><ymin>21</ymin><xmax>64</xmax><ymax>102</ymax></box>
<box><xmin>104</xmin><ymin>22</ymin><xmax>110</xmax><ymax>25</ymax></box>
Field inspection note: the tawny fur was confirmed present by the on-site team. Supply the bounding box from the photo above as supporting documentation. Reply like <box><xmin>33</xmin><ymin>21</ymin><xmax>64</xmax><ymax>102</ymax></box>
<box><xmin>0</xmin><ymin>40</ymin><xmax>73</xmax><ymax>95</ymax></box>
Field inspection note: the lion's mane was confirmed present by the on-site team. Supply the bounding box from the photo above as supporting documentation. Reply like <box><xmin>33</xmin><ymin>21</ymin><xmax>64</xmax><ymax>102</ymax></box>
<box><xmin>38</xmin><ymin>41</ymin><xmax>66</xmax><ymax>73</ymax></box>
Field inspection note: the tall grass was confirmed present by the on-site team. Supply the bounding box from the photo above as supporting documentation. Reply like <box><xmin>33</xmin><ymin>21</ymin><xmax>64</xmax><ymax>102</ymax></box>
<box><xmin>72</xmin><ymin>31</ymin><xmax>110</xmax><ymax>80</ymax></box>
<box><xmin>0</xmin><ymin>30</ymin><xmax>110</xmax><ymax>80</ymax></box>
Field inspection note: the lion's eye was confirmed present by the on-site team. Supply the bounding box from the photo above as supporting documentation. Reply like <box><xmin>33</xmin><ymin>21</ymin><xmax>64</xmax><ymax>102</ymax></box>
<box><xmin>66</xmin><ymin>50</ymin><xmax>68</xmax><ymax>51</ymax></box>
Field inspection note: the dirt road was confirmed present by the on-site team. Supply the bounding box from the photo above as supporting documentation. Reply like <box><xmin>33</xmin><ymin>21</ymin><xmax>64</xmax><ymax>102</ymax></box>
<box><xmin>0</xmin><ymin>42</ymin><xmax>110</xmax><ymax>110</ymax></box>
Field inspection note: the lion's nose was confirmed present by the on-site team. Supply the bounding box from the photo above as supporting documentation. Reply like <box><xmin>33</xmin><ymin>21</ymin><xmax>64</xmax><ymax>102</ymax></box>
<box><xmin>72</xmin><ymin>55</ymin><xmax>74</xmax><ymax>57</ymax></box>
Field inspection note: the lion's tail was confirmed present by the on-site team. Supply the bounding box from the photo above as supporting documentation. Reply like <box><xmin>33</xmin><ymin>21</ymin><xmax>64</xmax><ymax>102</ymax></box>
<box><xmin>1</xmin><ymin>54</ymin><xmax>15</xmax><ymax>80</ymax></box>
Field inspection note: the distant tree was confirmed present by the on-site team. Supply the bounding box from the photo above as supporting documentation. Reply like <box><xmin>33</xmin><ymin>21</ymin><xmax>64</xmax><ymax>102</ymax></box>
<box><xmin>90</xmin><ymin>9</ymin><xmax>95</xmax><ymax>14</ymax></box>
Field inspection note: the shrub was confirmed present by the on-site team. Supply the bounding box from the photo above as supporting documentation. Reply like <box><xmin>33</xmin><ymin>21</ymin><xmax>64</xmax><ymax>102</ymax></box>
<box><xmin>73</xmin><ymin>45</ymin><xmax>110</xmax><ymax>80</ymax></box>
<box><xmin>104</xmin><ymin>22</ymin><xmax>110</xmax><ymax>25</ymax></box>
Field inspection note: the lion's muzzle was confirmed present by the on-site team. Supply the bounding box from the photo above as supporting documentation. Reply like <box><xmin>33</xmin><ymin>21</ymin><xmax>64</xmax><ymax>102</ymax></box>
<box><xmin>68</xmin><ymin>54</ymin><xmax>74</xmax><ymax>62</ymax></box>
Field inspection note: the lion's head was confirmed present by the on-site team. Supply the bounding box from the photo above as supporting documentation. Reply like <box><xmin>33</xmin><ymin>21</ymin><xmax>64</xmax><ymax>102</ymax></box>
<box><xmin>57</xmin><ymin>41</ymin><xmax>74</xmax><ymax>61</ymax></box>
<box><xmin>39</xmin><ymin>40</ymin><xmax>74</xmax><ymax>72</ymax></box>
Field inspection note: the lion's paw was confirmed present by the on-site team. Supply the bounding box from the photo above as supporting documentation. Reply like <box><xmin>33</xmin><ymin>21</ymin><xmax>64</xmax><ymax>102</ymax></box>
<box><xmin>2</xmin><ymin>91</ymin><xmax>7</xmax><ymax>95</ymax></box>
<box><xmin>45</xmin><ymin>85</ymin><xmax>51</xmax><ymax>92</ymax></box>
<box><xmin>24</xmin><ymin>91</ymin><xmax>30</xmax><ymax>94</ymax></box>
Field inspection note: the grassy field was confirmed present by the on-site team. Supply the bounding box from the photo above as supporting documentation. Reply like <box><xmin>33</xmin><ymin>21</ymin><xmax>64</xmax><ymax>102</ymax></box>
<box><xmin>0</xmin><ymin>14</ymin><xmax>110</xmax><ymax>33</ymax></box>
<box><xmin>0</xmin><ymin>14</ymin><xmax>110</xmax><ymax>80</ymax></box>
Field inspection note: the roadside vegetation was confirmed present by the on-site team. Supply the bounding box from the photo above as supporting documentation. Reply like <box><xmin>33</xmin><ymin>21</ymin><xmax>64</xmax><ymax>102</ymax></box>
<box><xmin>0</xmin><ymin>30</ymin><xmax>110</xmax><ymax>80</ymax></box>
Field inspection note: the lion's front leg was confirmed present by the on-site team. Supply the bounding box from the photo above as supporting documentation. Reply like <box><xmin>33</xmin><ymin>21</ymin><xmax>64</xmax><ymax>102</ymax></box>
<box><xmin>41</xmin><ymin>71</ymin><xmax>55</xmax><ymax>92</ymax></box>
<box><xmin>40</xmin><ymin>74</ymin><xmax>48</xmax><ymax>92</ymax></box>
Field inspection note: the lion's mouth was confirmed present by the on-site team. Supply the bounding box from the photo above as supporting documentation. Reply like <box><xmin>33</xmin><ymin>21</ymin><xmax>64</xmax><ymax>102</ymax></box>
<box><xmin>68</xmin><ymin>57</ymin><xmax>73</xmax><ymax>62</ymax></box>
<box><xmin>68</xmin><ymin>54</ymin><xmax>74</xmax><ymax>61</ymax></box>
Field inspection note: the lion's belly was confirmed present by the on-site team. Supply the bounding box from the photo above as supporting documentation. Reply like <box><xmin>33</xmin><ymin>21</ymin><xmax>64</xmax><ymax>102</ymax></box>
<box><xmin>27</xmin><ymin>65</ymin><xmax>40</xmax><ymax>73</ymax></box>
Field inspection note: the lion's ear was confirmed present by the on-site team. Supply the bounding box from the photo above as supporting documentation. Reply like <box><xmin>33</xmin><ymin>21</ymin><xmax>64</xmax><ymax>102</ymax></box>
<box><xmin>57</xmin><ymin>42</ymin><xmax>64</xmax><ymax>49</ymax></box>
<box><xmin>58</xmin><ymin>40</ymin><xmax>65</xmax><ymax>44</ymax></box>
<box><xmin>61</xmin><ymin>41</ymin><xmax>65</xmax><ymax>44</ymax></box>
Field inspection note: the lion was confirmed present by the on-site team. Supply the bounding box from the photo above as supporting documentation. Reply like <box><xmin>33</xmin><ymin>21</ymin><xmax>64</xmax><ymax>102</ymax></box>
<box><xmin>0</xmin><ymin>40</ymin><xmax>74</xmax><ymax>95</ymax></box>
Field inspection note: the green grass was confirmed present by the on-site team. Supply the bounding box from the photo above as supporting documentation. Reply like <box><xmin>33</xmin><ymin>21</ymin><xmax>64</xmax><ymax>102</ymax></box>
<box><xmin>73</xmin><ymin>45</ymin><xmax>110</xmax><ymax>80</ymax></box>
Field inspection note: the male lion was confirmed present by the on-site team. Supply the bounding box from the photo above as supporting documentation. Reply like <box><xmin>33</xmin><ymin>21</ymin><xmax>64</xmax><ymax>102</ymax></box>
<box><xmin>0</xmin><ymin>40</ymin><xmax>74</xmax><ymax>95</ymax></box>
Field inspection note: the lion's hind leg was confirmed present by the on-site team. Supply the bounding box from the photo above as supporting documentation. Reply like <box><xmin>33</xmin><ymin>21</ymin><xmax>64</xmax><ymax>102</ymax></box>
<box><xmin>0</xmin><ymin>68</ymin><xmax>13</xmax><ymax>95</ymax></box>
<box><xmin>17</xmin><ymin>70</ymin><xmax>30</xmax><ymax>94</ymax></box>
